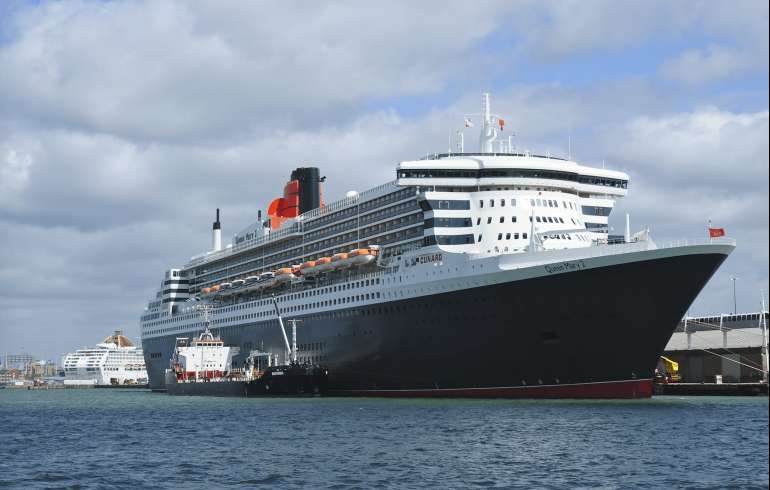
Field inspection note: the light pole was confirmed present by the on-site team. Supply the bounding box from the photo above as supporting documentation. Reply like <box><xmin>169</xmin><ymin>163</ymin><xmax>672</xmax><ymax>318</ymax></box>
<box><xmin>730</xmin><ymin>276</ymin><xmax>738</xmax><ymax>315</ymax></box>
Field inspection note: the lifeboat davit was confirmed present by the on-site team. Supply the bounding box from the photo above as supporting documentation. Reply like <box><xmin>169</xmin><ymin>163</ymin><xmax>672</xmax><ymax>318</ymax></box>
<box><xmin>258</xmin><ymin>272</ymin><xmax>276</xmax><ymax>289</ymax></box>
<box><xmin>348</xmin><ymin>248</ymin><xmax>377</xmax><ymax>266</ymax></box>
<box><xmin>232</xmin><ymin>279</ymin><xmax>245</xmax><ymax>288</ymax></box>
<box><xmin>314</xmin><ymin>257</ymin><xmax>334</xmax><ymax>273</ymax></box>
<box><xmin>299</xmin><ymin>260</ymin><xmax>318</xmax><ymax>276</ymax></box>
<box><xmin>274</xmin><ymin>268</ymin><xmax>294</xmax><ymax>284</ymax></box>
<box><xmin>331</xmin><ymin>253</ymin><xmax>350</xmax><ymax>270</ymax></box>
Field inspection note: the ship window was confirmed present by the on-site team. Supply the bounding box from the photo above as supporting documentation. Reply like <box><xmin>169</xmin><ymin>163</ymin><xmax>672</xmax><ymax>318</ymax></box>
<box><xmin>487</xmin><ymin>217</ymin><xmax>492</xmax><ymax>224</ymax></box>
<box><xmin>536</xmin><ymin>217</ymin><xmax>541</xmax><ymax>222</ymax></box>
<box><xmin>476</xmin><ymin>218</ymin><xmax>481</xmax><ymax>225</ymax></box>
<box><xmin>523</xmin><ymin>232</ymin><xmax>528</xmax><ymax>239</ymax></box>
<box><xmin>489</xmin><ymin>199</ymin><xmax>494</xmax><ymax>207</ymax></box>
<box><xmin>500</xmin><ymin>199</ymin><xmax>505</xmax><ymax>207</ymax></box>
<box><xmin>497</xmin><ymin>233</ymin><xmax>502</xmax><ymax>240</ymax></box>
<box><xmin>512</xmin><ymin>216</ymin><xmax>517</xmax><ymax>223</ymax></box>
<box><xmin>505</xmin><ymin>233</ymin><xmax>511</xmax><ymax>240</ymax></box>
<box><xmin>514</xmin><ymin>233</ymin><xmax>520</xmax><ymax>239</ymax></box>
<box><xmin>477</xmin><ymin>234</ymin><xmax>482</xmax><ymax>242</ymax></box>
<box><xmin>530</xmin><ymin>199</ymin><xmax>535</xmax><ymax>206</ymax></box>
<box><xmin>547</xmin><ymin>217</ymin><xmax>554</xmax><ymax>223</ymax></box>
<box><xmin>479</xmin><ymin>200</ymin><xmax>484</xmax><ymax>208</ymax></box>
<box><xmin>511</xmin><ymin>199</ymin><xmax>516</xmax><ymax>207</ymax></box>
<box><xmin>499</xmin><ymin>217</ymin><xmax>504</xmax><ymax>223</ymax></box>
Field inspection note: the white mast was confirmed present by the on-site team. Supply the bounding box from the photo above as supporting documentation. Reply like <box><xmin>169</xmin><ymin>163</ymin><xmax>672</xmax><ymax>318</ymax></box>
<box><xmin>479</xmin><ymin>92</ymin><xmax>498</xmax><ymax>153</ymax></box>
<box><xmin>272</xmin><ymin>298</ymin><xmax>292</xmax><ymax>364</ymax></box>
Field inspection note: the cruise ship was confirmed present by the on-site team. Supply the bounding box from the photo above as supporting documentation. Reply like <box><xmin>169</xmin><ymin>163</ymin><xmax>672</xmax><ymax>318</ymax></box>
<box><xmin>63</xmin><ymin>330</ymin><xmax>148</xmax><ymax>386</ymax></box>
<box><xmin>140</xmin><ymin>94</ymin><xmax>734</xmax><ymax>398</ymax></box>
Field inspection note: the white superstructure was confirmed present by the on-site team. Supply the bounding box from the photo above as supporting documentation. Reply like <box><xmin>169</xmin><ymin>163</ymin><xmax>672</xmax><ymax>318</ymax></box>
<box><xmin>63</xmin><ymin>330</ymin><xmax>148</xmax><ymax>386</ymax></box>
<box><xmin>172</xmin><ymin>329</ymin><xmax>239</xmax><ymax>379</ymax></box>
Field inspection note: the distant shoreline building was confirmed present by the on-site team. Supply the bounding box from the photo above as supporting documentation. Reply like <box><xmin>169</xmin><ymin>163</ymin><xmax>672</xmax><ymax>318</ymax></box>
<box><xmin>3</xmin><ymin>353</ymin><xmax>35</xmax><ymax>372</ymax></box>
<box><xmin>63</xmin><ymin>330</ymin><xmax>148</xmax><ymax>386</ymax></box>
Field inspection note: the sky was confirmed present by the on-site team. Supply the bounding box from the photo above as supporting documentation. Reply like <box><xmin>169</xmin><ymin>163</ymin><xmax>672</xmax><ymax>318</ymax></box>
<box><xmin>0</xmin><ymin>0</ymin><xmax>768</xmax><ymax>361</ymax></box>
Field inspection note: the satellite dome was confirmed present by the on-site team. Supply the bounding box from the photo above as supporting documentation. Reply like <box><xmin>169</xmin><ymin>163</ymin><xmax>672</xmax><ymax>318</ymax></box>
<box><xmin>346</xmin><ymin>190</ymin><xmax>359</xmax><ymax>199</ymax></box>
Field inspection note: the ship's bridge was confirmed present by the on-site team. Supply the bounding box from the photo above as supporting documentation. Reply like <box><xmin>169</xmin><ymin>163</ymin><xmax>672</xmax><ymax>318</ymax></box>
<box><xmin>396</xmin><ymin>153</ymin><xmax>628</xmax><ymax>198</ymax></box>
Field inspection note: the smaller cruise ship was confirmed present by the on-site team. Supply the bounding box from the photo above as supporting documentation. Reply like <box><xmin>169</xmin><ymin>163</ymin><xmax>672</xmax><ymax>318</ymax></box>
<box><xmin>63</xmin><ymin>330</ymin><xmax>148</xmax><ymax>386</ymax></box>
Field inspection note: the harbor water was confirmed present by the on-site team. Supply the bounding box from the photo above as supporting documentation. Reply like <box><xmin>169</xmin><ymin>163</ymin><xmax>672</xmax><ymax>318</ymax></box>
<box><xmin>0</xmin><ymin>390</ymin><xmax>767</xmax><ymax>489</ymax></box>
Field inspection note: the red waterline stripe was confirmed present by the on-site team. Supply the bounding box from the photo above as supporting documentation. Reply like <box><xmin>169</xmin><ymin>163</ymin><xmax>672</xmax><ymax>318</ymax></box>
<box><xmin>330</xmin><ymin>379</ymin><xmax>653</xmax><ymax>399</ymax></box>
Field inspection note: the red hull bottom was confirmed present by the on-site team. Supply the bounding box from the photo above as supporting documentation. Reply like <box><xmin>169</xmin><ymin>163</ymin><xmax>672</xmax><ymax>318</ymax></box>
<box><xmin>331</xmin><ymin>379</ymin><xmax>653</xmax><ymax>399</ymax></box>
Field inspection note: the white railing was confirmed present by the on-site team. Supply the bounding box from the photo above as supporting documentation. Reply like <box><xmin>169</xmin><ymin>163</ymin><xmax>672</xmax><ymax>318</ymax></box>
<box><xmin>299</xmin><ymin>180</ymin><xmax>400</xmax><ymax>221</ymax></box>
<box><xmin>496</xmin><ymin>236</ymin><xmax>736</xmax><ymax>269</ymax></box>
<box><xmin>583</xmin><ymin>236</ymin><xmax>735</xmax><ymax>259</ymax></box>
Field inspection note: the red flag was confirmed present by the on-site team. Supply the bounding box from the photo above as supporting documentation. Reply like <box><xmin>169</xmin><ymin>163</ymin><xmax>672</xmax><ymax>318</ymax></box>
<box><xmin>498</xmin><ymin>118</ymin><xmax>505</xmax><ymax>131</ymax></box>
<box><xmin>708</xmin><ymin>227</ymin><xmax>725</xmax><ymax>238</ymax></box>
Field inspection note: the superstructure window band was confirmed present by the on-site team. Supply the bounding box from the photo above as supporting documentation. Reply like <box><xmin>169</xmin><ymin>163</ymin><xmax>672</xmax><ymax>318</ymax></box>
<box><xmin>424</xmin><ymin>217</ymin><xmax>473</xmax><ymax>229</ymax></box>
<box><xmin>423</xmin><ymin>234</ymin><xmax>475</xmax><ymax>246</ymax></box>
<box><xmin>399</xmin><ymin>169</ymin><xmax>628</xmax><ymax>189</ymax></box>
<box><xmin>418</xmin><ymin>199</ymin><xmax>471</xmax><ymax>211</ymax></box>
<box><xmin>581</xmin><ymin>206</ymin><xmax>612</xmax><ymax>216</ymax></box>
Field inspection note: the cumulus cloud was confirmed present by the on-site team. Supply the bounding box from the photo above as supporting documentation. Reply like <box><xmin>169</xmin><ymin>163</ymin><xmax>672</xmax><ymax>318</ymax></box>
<box><xmin>659</xmin><ymin>46</ymin><xmax>756</xmax><ymax>85</ymax></box>
<box><xmin>515</xmin><ymin>0</ymin><xmax>768</xmax><ymax>61</ymax></box>
<box><xmin>0</xmin><ymin>1</ymin><xmax>504</xmax><ymax>143</ymax></box>
<box><xmin>603</xmin><ymin>107</ymin><xmax>769</xmax><ymax>187</ymax></box>
<box><xmin>0</xmin><ymin>147</ymin><xmax>32</xmax><ymax>207</ymax></box>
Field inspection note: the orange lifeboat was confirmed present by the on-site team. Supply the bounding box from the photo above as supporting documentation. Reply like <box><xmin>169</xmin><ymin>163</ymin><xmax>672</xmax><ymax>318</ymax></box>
<box><xmin>274</xmin><ymin>267</ymin><xmax>295</xmax><ymax>284</ymax></box>
<box><xmin>315</xmin><ymin>257</ymin><xmax>334</xmax><ymax>273</ymax></box>
<box><xmin>210</xmin><ymin>284</ymin><xmax>221</xmax><ymax>292</ymax></box>
<box><xmin>201</xmin><ymin>287</ymin><xmax>212</xmax><ymax>295</ymax></box>
<box><xmin>348</xmin><ymin>248</ymin><xmax>377</xmax><ymax>266</ymax></box>
<box><xmin>331</xmin><ymin>253</ymin><xmax>350</xmax><ymax>270</ymax></box>
<box><xmin>299</xmin><ymin>260</ymin><xmax>318</xmax><ymax>276</ymax></box>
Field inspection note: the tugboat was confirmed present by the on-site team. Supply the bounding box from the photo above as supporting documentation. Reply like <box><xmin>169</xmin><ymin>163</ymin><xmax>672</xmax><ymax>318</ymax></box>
<box><xmin>165</xmin><ymin>302</ymin><xmax>327</xmax><ymax>397</ymax></box>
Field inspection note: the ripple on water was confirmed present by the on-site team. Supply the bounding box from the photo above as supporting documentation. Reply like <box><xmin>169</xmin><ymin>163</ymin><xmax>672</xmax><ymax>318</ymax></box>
<box><xmin>0</xmin><ymin>391</ymin><xmax>767</xmax><ymax>489</ymax></box>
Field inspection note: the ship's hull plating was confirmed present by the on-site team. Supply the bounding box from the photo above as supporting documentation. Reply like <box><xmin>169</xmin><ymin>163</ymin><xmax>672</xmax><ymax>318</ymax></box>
<box><xmin>144</xmin><ymin>251</ymin><xmax>727</xmax><ymax>398</ymax></box>
<box><xmin>164</xmin><ymin>369</ymin><xmax>328</xmax><ymax>397</ymax></box>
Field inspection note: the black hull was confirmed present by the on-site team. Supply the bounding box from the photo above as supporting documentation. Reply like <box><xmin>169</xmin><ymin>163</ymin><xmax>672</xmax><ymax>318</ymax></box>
<box><xmin>165</xmin><ymin>367</ymin><xmax>328</xmax><ymax>397</ymax></box>
<box><xmin>145</xmin><ymin>251</ymin><xmax>728</xmax><ymax>397</ymax></box>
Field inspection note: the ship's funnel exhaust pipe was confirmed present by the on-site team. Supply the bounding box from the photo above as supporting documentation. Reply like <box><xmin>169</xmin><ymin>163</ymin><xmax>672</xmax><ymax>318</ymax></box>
<box><xmin>212</xmin><ymin>208</ymin><xmax>222</xmax><ymax>252</ymax></box>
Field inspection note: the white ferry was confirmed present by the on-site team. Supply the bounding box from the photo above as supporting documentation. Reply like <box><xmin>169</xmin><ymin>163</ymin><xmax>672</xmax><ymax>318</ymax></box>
<box><xmin>63</xmin><ymin>330</ymin><xmax>148</xmax><ymax>386</ymax></box>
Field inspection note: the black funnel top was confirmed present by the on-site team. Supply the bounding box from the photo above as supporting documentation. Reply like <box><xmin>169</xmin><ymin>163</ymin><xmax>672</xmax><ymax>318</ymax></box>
<box><xmin>291</xmin><ymin>167</ymin><xmax>322</xmax><ymax>214</ymax></box>
<box><xmin>213</xmin><ymin>208</ymin><xmax>221</xmax><ymax>230</ymax></box>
